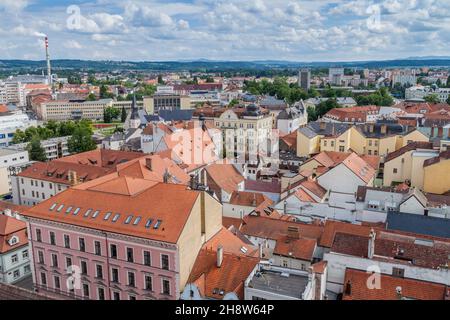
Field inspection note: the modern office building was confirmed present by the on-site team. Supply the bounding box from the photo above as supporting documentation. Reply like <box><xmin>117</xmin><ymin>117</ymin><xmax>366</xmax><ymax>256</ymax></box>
<box><xmin>143</xmin><ymin>86</ymin><xmax>191</xmax><ymax>115</ymax></box>
<box><xmin>299</xmin><ymin>69</ymin><xmax>311</xmax><ymax>91</ymax></box>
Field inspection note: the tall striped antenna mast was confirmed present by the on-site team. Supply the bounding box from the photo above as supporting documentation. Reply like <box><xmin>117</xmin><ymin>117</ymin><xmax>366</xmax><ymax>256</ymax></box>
<box><xmin>45</xmin><ymin>36</ymin><xmax>52</xmax><ymax>87</ymax></box>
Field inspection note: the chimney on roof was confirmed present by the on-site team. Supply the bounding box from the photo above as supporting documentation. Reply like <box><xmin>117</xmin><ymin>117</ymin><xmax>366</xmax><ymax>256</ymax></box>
<box><xmin>258</xmin><ymin>243</ymin><xmax>263</xmax><ymax>259</ymax></box>
<box><xmin>319</xmin><ymin>121</ymin><xmax>326</xmax><ymax>131</ymax></box>
<box><xmin>217</xmin><ymin>245</ymin><xmax>224</xmax><ymax>268</ymax></box>
<box><xmin>369</xmin><ymin>124</ymin><xmax>374</xmax><ymax>133</ymax></box>
<box><xmin>287</xmin><ymin>226</ymin><xmax>300</xmax><ymax>239</ymax></box>
<box><xmin>381</xmin><ymin>124</ymin><xmax>387</xmax><ymax>135</ymax></box>
<box><xmin>252</xmin><ymin>193</ymin><xmax>257</xmax><ymax>207</ymax></box>
<box><xmin>283</xmin><ymin>200</ymin><xmax>288</xmax><ymax>214</ymax></box>
<box><xmin>68</xmin><ymin>170</ymin><xmax>78</xmax><ymax>185</ymax></box>
<box><xmin>345</xmin><ymin>281</ymin><xmax>352</xmax><ymax>296</ymax></box>
<box><xmin>146</xmin><ymin>158</ymin><xmax>153</xmax><ymax>171</ymax></box>
<box><xmin>163</xmin><ymin>169</ymin><xmax>171</xmax><ymax>183</ymax></box>
<box><xmin>189</xmin><ymin>174</ymin><xmax>197</xmax><ymax>190</ymax></box>
<box><xmin>396</xmin><ymin>286</ymin><xmax>402</xmax><ymax>300</ymax></box>
<box><xmin>368</xmin><ymin>228</ymin><xmax>376</xmax><ymax>259</ymax></box>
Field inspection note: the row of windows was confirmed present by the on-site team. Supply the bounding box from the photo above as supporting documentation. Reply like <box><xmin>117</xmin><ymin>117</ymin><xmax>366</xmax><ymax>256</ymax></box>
<box><xmin>10</xmin><ymin>250</ymin><xmax>28</xmax><ymax>264</ymax></box>
<box><xmin>36</xmin><ymin>229</ymin><xmax>170</xmax><ymax>270</ymax></box>
<box><xmin>39</xmin><ymin>271</ymin><xmax>171</xmax><ymax>299</ymax></box>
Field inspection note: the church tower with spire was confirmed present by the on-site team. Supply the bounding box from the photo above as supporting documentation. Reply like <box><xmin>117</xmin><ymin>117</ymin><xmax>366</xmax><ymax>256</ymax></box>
<box><xmin>126</xmin><ymin>94</ymin><xmax>141</xmax><ymax>129</ymax></box>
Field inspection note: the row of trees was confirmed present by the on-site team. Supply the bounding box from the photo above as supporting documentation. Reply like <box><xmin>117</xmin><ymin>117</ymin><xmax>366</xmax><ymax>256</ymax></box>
<box><xmin>103</xmin><ymin>107</ymin><xmax>127</xmax><ymax>123</ymax></box>
<box><xmin>244</xmin><ymin>78</ymin><xmax>319</xmax><ymax>104</ymax></box>
<box><xmin>424</xmin><ymin>94</ymin><xmax>450</xmax><ymax>105</ymax></box>
<box><xmin>355</xmin><ymin>87</ymin><xmax>394</xmax><ymax>106</ymax></box>
<box><xmin>13</xmin><ymin>120</ymin><xmax>97</xmax><ymax>161</ymax></box>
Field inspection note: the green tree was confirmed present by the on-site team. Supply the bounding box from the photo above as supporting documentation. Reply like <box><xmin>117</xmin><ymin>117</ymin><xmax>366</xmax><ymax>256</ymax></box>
<box><xmin>446</xmin><ymin>96</ymin><xmax>450</xmax><ymax>105</ymax></box>
<box><xmin>86</xmin><ymin>93</ymin><xmax>97</xmax><ymax>101</ymax></box>
<box><xmin>68</xmin><ymin>126</ymin><xmax>96</xmax><ymax>153</ymax></box>
<box><xmin>424</xmin><ymin>94</ymin><xmax>440</xmax><ymax>104</ymax></box>
<box><xmin>103</xmin><ymin>107</ymin><xmax>120</xmax><ymax>123</ymax></box>
<box><xmin>157</xmin><ymin>75</ymin><xmax>164</xmax><ymax>84</ymax></box>
<box><xmin>12</xmin><ymin>129</ymin><xmax>26</xmax><ymax>144</ymax></box>
<box><xmin>27</xmin><ymin>137</ymin><xmax>47</xmax><ymax>162</ymax></box>
<box><xmin>228</xmin><ymin>99</ymin><xmax>239</xmax><ymax>108</ymax></box>
<box><xmin>121</xmin><ymin>106</ymin><xmax>127</xmax><ymax>123</ymax></box>
<box><xmin>447</xmin><ymin>76</ymin><xmax>450</xmax><ymax>88</ymax></box>
<box><xmin>100</xmin><ymin>85</ymin><xmax>114</xmax><ymax>99</ymax></box>
<box><xmin>315</xmin><ymin>99</ymin><xmax>340</xmax><ymax>119</ymax></box>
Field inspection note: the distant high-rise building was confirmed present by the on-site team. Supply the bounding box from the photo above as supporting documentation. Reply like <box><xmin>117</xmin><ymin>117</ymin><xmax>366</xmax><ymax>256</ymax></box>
<box><xmin>299</xmin><ymin>69</ymin><xmax>311</xmax><ymax>91</ymax></box>
<box><xmin>329</xmin><ymin>68</ymin><xmax>345</xmax><ymax>85</ymax></box>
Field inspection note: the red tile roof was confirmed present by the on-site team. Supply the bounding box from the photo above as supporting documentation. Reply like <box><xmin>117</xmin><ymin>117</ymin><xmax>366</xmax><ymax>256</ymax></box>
<box><xmin>331</xmin><ymin>232</ymin><xmax>450</xmax><ymax>269</ymax></box>
<box><xmin>319</xmin><ymin>220</ymin><xmax>375</xmax><ymax>248</ymax></box>
<box><xmin>188</xmin><ymin>249</ymin><xmax>259</xmax><ymax>299</ymax></box>
<box><xmin>273</xmin><ymin>236</ymin><xmax>316</xmax><ymax>261</ymax></box>
<box><xmin>385</xmin><ymin>141</ymin><xmax>434</xmax><ymax>163</ymax></box>
<box><xmin>22</xmin><ymin>178</ymin><xmax>202</xmax><ymax>244</ymax></box>
<box><xmin>343</xmin><ymin>268</ymin><xmax>447</xmax><ymax>300</ymax></box>
<box><xmin>324</xmin><ymin>106</ymin><xmax>380</xmax><ymax>122</ymax></box>
<box><xmin>206</xmin><ymin>164</ymin><xmax>244</xmax><ymax>194</ymax></box>
<box><xmin>240</xmin><ymin>215</ymin><xmax>323</xmax><ymax>241</ymax></box>
<box><xmin>0</xmin><ymin>215</ymin><xmax>27</xmax><ymax>254</ymax></box>
<box><xmin>229</xmin><ymin>191</ymin><xmax>272</xmax><ymax>207</ymax></box>
<box><xmin>300</xmin><ymin>178</ymin><xmax>327</xmax><ymax>199</ymax></box>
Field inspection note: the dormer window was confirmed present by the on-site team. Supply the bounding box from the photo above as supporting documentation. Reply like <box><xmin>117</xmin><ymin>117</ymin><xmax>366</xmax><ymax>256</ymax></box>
<box><xmin>8</xmin><ymin>236</ymin><xmax>19</xmax><ymax>246</ymax></box>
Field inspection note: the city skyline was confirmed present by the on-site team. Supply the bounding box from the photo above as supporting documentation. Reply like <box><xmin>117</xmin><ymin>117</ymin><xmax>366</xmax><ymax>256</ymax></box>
<box><xmin>1</xmin><ymin>0</ymin><xmax>450</xmax><ymax>62</ymax></box>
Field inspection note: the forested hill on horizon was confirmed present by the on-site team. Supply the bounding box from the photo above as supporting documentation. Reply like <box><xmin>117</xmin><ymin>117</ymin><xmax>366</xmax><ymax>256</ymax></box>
<box><xmin>2</xmin><ymin>58</ymin><xmax>450</xmax><ymax>73</ymax></box>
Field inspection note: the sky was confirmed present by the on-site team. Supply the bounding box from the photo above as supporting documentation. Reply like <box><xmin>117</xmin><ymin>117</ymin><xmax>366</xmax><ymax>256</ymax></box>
<box><xmin>0</xmin><ymin>0</ymin><xmax>450</xmax><ymax>62</ymax></box>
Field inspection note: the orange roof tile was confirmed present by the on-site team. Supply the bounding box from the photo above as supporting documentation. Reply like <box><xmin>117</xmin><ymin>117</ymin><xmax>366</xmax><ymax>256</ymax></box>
<box><xmin>273</xmin><ymin>236</ymin><xmax>316</xmax><ymax>261</ymax></box>
<box><xmin>22</xmin><ymin>179</ymin><xmax>201</xmax><ymax>244</ymax></box>
<box><xmin>188</xmin><ymin>249</ymin><xmax>259</xmax><ymax>299</ymax></box>
<box><xmin>229</xmin><ymin>191</ymin><xmax>272</xmax><ymax>207</ymax></box>
<box><xmin>319</xmin><ymin>220</ymin><xmax>375</xmax><ymax>248</ymax></box>
<box><xmin>343</xmin><ymin>269</ymin><xmax>447</xmax><ymax>300</ymax></box>
<box><xmin>206</xmin><ymin>164</ymin><xmax>244</xmax><ymax>194</ymax></box>
<box><xmin>0</xmin><ymin>215</ymin><xmax>27</xmax><ymax>254</ymax></box>
<box><xmin>241</xmin><ymin>215</ymin><xmax>323</xmax><ymax>241</ymax></box>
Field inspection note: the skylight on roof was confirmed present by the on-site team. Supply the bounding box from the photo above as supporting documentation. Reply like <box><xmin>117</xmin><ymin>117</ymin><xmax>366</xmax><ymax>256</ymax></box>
<box><xmin>133</xmin><ymin>216</ymin><xmax>142</xmax><ymax>226</ymax></box>
<box><xmin>153</xmin><ymin>220</ymin><xmax>162</xmax><ymax>229</ymax></box>
<box><xmin>145</xmin><ymin>219</ymin><xmax>153</xmax><ymax>229</ymax></box>
<box><xmin>49</xmin><ymin>203</ymin><xmax>57</xmax><ymax>211</ymax></box>
<box><xmin>73</xmin><ymin>208</ymin><xmax>81</xmax><ymax>215</ymax></box>
<box><xmin>92</xmin><ymin>210</ymin><xmax>100</xmax><ymax>218</ymax></box>
<box><xmin>125</xmin><ymin>215</ymin><xmax>133</xmax><ymax>224</ymax></box>
<box><xmin>112</xmin><ymin>214</ymin><xmax>120</xmax><ymax>222</ymax></box>
<box><xmin>84</xmin><ymin>209</ymin><xmax>92</xmax><ymax>217</ymax></box>
<box><xmin>56</xmin><ymin>205</ymin><xmax>64</xmax><ymax>212</ymax></box>
<box><xmin>65</xmin><ymin>206</ymin><xmax>73</xmax><ymax>214</ymax></box>
<box><xmin>104</xmin><ymin>212</ymin><xmax>112</xmax><ymax>221</ymax></box>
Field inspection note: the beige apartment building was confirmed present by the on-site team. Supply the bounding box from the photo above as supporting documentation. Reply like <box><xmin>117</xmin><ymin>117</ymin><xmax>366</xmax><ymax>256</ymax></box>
<box><xmin>214</xmin><ymin>105</ymin><xmax>273</xmax><ymax>159</ymax></box>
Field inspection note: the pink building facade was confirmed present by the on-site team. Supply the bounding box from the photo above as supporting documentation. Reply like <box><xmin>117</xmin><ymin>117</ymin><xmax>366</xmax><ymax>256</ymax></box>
<box><xmin>28</xmin><ymin>219</ymin><xmax>179</xmax><ymax>300</ymax></box>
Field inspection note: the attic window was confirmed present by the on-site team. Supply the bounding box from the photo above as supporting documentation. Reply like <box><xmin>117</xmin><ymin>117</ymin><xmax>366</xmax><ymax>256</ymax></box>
<box><xmin>104</xmin><ymin>212</ymin><xmax>112</xmax><ymax>221</ymax></box>
<box><xmin>65</xmin><ymin>206</ymin><xmax>73</xmax><ymax>214</ymax></box>
<box><xmin>49</xmin><ymin>203</ymin><xmax>57</xmax><ymax>211</ymax></box>
<box><xmin>84</xmin><ymin>209</ymin><xmax>92</xmax><ymax>217</ymax></box>
<box><xmin>92</xmin><ymin>210</ymin><xmax>100</xmax><ymax>218</ymax></box>
<box><xmin>8</xmin><ymin>236</ymin><xmax>19</xmax><ymax>246</ymax></box>
<box><xmin>133</xmin><ymin>216</ymin><xmax>142</xmax><ymax>226</ymax></box>
<box><xmin>125</xmin><ymin>215</ymin><xmax>133</xmax><ymax>224</ymax></box>
<box><xmin>112</xmin><ymin>214</ymin><xmax>120</xmax><ymax>222</ymax></box>
<box><xmin>73</xmin><ymin>208</ymin><xmax>81</xmax><ymax>215</ymax></box>
<box><xmin>145</xmin><ymin>219</ymin><xmax>153</xmax><ymax>229</ymax></box>
<box><xmin>153</xmin><ymin>220</ymin><xmax>162</xmax><ymax>229</ymax></box>
<box><xmin>56</xmin><ymin>205</ymin><xmax>64</xmax><ymax>212</ymax></box>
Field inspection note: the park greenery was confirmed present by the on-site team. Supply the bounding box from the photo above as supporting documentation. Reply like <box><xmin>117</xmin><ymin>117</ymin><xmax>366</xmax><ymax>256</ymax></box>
<box><xmin>12</xmin><ymin>120</ymin><xmax>97</xmax><ymax>160</ymax></box>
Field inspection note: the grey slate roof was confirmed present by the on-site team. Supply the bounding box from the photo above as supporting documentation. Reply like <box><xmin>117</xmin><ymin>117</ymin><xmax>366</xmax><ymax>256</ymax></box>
<box><xmin>158</xmin><ymin>109</ymin><xmax>195</xmax><ymax>121</ymax></box>
<box><xmin>386</xmin><ymin>211</ymin><xmax>450</xmax><ymax>238</ymax></box>
<box><xmin>298</xmin><ymin>121</ymin><xmax>350</xmax><ymax>138</ymax></box>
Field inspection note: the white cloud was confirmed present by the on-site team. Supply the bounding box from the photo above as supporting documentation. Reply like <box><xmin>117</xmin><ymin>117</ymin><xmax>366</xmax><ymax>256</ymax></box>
<box><xmin>64</xmin><ymin>40</ymin><xmax>83</xmax><ymax>49</ymax></box>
